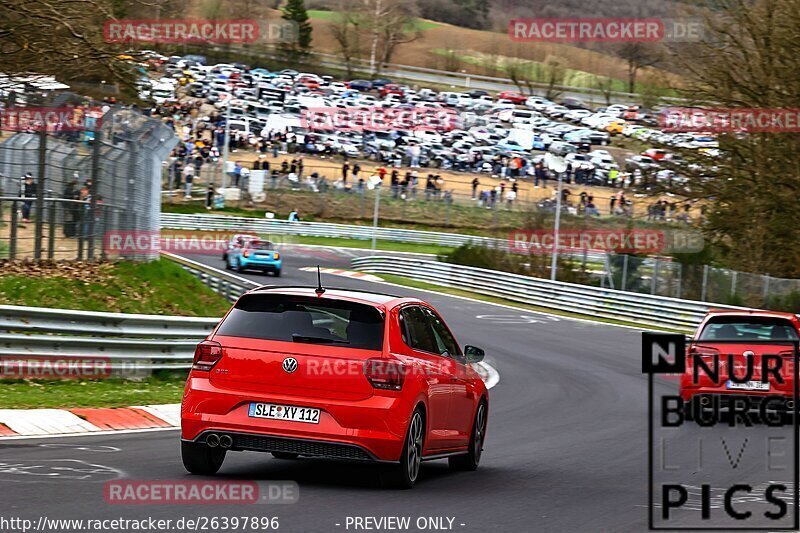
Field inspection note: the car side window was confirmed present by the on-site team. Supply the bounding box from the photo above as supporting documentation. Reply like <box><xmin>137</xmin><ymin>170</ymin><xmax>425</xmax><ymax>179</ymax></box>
<box><xmin>399</xmin><ymin>306</ymin><xmax>438</xmax><ymax>354</ymax></box>
<box><xmin>423</xmin><ymin>307</ymin><xmax>462</xmax><ymax>358</ymax></box>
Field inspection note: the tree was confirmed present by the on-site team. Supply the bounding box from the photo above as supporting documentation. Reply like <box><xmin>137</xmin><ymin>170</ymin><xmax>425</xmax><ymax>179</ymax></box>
<box><xmin>0</xmin><ymin>0</ymin><xmax>134</xmax><ymax>91</ymax></box>
<box><xmin>329</xmin><ymin>5</ymin><xmax>362</xmax><ymax>77</ymax></box>
<box><xmin>328</xmin><ymin>0</ymin><xmax>420</xmax><ymax>75</ymax></box>
<box><xmin>542</xmin><ymin>56</ymin><xmax>566</xmax><ymax>100</ymax></box>
<box><xmin>281</xmin><ymin>0</ymin><xmax>312</xmax><ymax>57</ymax></box>
<box><xmin>363</xmin><ymin>0</ymin><xmax>420</xmax><ymax>75</ymax></box>
<box><xmin>662</xmin><ymin>0</ymin><xmax>800</xmax><ymax>277</ymax></box>
<box><xmin>617</xmin><ymin>42</ymin><xmax>661</xmax><ymax>93</ymax></box>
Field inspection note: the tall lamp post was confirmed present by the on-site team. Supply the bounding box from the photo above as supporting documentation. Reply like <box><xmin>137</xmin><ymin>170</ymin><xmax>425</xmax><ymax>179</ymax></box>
<box><xmin>368</xmin><ymin>175</ymin><xmax>383</xmax><ymax>254</ymax></box>
<box><xmin>544</xmin><ymin>152</ymin><xmax>567</xmax><ymax>281</ymax></box>
<box><xmin>220</xmin><ymin>91</ymin><xmax>232</xmax><ymax>190</ymax></box>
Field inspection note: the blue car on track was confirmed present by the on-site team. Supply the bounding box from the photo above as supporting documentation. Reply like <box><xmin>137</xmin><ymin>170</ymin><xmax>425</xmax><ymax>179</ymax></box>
<box><xmin>225</xmin><ymin>240</ymin><xmax>282</xmax><ymax>276</ymax></box>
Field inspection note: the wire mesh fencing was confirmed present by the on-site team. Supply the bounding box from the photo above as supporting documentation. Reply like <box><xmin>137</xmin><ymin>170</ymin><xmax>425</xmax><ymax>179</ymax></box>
<box><xmin>0</xmin><ymin>107</ymin><xmax>178</xmax><ymax>261</ymax></box>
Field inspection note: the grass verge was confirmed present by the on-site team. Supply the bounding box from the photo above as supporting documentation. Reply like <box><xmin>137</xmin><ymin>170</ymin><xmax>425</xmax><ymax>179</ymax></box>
<box><xmin>0</xmin><ymin>375</ymin><xmax>186</xmax><ymax>409</ymax></box>
<box><xmin>376</xmin><ymin>273</ymin><xmax>688</xmax><ymax>333</ymax></box>
<box><xmin>0</xmin><ymin>259</ymin><xmax>231</xmax><ymax>316</ymax></box>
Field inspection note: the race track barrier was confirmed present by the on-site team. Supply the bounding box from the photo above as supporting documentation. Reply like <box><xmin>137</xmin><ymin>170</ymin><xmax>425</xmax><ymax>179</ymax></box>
<box><xmin>350</xmin><ymin>256</ymin><xmax>747</xmax><ymax>332</ymax></box>
<box><xmin>160</xmin><ymin>212</ymin><xmax>501</xmax><ymax>249</ymax></box>
<box><xmin>0</xmin><ymin>254</ymin><xmax>260</xmax><ymax>372</ymax></box>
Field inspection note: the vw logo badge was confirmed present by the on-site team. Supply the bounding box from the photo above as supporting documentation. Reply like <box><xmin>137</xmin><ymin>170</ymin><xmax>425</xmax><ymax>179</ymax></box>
<box><xmin>282</xmin><ymin>357</ymin><xmax>298</xmax><ymax>373</ymax></box>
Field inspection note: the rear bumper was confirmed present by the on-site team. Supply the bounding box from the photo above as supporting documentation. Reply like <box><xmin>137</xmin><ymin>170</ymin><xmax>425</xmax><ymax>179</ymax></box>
<box><xmin>682</xmin><ymin>389</ymin><xmax>795</xmax><ymax>411</ymax></box>
<box><xmin>184</xmin><ymin>430</ymin><xmax>382</xmax><ymax>462</ymax></box>
<box><xmin>181</xmin><ymin>377</ymin><xmax>410</xmax><ymax>461</ymax></box>
<box><xmin>240</xmin><ymin>258</ymin><xmax>282</xmax><ymax>270</ymax></box>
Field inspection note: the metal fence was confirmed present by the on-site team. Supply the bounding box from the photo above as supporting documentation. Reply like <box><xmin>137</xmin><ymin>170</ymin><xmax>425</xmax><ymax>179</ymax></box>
<box><xmin>159</xmin><ymin>212</ymin><xmax>796</xmax><ymax>309</ymax></box>
<box><xmin>0</xmin><ymin>251</ymin><xmax>717</xmax><ymax>376</ymax></box>
<box><xmin>0</xmin><ymin>255</ymin><xmax>255</xmax><ymax>372</ymax></box>
<box><xmin>0</xmin><ymin>305</ymin><xmax>219</xmax><ymax>371</ymax></box>
<box><xmin>350</xmin><ymin>256</ymin><xmax>746</xmax><ymax>332</ymax></box>
<box><xmin>0</xmin><ymin>105</ymin><xmax>178</xmax><ymax>260</ymax></box>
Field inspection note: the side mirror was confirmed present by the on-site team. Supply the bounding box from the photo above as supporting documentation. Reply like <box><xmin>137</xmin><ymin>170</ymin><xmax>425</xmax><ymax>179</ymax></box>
<box><xmin>464</xmin><ymin>345</ymin><xmax>485</xmax><ymax>363</ymax></box>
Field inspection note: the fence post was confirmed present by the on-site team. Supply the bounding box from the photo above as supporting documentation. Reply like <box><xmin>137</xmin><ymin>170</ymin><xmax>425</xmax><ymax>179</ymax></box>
<box><xmin>651</xmin><ymin>258</ymin><xmax>660</xmax><ymax>295</ymax></box>
<box><xmin>730</xmin><ymin>270</ymin><xmax>737</xmax><ymax>298</ymax></box>
<box><xmin>87</xmin><ymin>129</ymin><xmax>101</xmax><ymax>260</ymax></box>
<box><xmin>34</xmin><ymin>129</ymin><xmax>47</xmax><ymax>260</ymax></box>
<box><xmin>9</xmin><ymin>199</ymin><xmax>17</xmax><ymax>259</ymax></box>
<box><xmin>621</xmin><ymin>254</ymin><xmax>628</xmax><ymax>291</ymax></box>
<box><xmin>47</xmin><ymin>194</ymin><xmax>56</xmax><ymax>260</ymax></box>
<box><xmin>762</xmin><ymin>274</ymin><xmax>771</xmax><ymax>306</ymax></box>
<box><xmin>675</xmin><ymin>263</ymin><xmax>683</xmax><ymax>299</ymax></box>
<box><xmin>605</xmin><ymin>254</ymin><xmax>615</xmax><ymax>289</ymax></box>
<box><xmin>701</xmin><ymin>264</ymin><xmax>709</xmax><ymax>302</ymax></box>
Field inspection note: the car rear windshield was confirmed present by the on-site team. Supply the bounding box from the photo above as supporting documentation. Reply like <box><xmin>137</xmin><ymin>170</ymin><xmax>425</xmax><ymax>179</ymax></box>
<box><xmin>698</xmin><ymin>317</ymin><xmax>799</xmax><ymax>341</ymax></box>
<box><xmin>248</xmin><ymin>241</ymin><xmax>274</xmax><ymax>250</ymax></box>
<box><xmin>216</xmin><ymin>294</ymin><xmax>384</xmax><ymax>350</ymax></box>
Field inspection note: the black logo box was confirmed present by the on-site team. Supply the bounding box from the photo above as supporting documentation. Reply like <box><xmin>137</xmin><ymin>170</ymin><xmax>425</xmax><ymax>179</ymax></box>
<box><xmin>642</xmin><ymin>332</ymin><xmax>799</xmax><ymax>530</ymax></box>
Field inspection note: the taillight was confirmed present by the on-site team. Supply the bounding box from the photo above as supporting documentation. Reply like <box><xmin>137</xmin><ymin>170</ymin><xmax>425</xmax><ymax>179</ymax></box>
<box><xmin>689</xmin><ymin>345</ymin><xmax>720</xmax><ymax>357</ymax></box>
<box><xmin>193</xmin><ymin>340</ymin><xmax>223</xmax><ymax>371</ymax></box>
<box><xmin>243</xmin><ymin>250</ymin><xmax>250</xmax><ymax>258</ymax></box>
<box><xmin>274</xmin><ymin>252</ymin><xmax>280</xmax><ymax>259</ymax></box>
<box><xmin>364</xmin><ymin>359</ymin><xmax>405</xmax><ymax>390</ymax></box>
<box><xmin>686</xmin><ymin>345</ymin><xmax>720</xmax><ymax>374</ymax></box>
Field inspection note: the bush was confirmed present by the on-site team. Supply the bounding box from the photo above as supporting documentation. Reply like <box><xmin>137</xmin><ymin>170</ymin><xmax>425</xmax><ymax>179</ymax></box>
<box><xmin>440</xmin><ymin>243</ymin><xmax>592</xmax><ymax>284</ymax></box>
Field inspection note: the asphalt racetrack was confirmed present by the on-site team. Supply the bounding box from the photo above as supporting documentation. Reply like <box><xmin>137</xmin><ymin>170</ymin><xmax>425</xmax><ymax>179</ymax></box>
<box><xmin>1</xmin><ymin>246</ymin><xmax>794</xmax><ymax>532</ymax></box>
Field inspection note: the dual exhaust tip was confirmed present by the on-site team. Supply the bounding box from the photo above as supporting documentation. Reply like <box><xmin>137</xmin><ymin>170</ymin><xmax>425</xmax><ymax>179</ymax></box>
<box><xmin>206</xmin><ymin>433</ymin><xmax>233</xmax><ymax>449</ymax></box>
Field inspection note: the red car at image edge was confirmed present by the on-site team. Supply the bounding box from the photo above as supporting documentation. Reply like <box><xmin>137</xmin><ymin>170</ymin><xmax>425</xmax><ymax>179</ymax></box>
<box><xmin>680</xmin><ymin>310</ymin><xmax>799</xmax><ymax>413</ymax></box>
<box><xmin>181</xmin><ymin>286</ymin><xmax>489</xmax><ymax>488</ymax></box>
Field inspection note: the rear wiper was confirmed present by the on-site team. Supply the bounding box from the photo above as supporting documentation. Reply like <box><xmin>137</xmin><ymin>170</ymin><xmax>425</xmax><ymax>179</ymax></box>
<box><xmin>291</xmin><ymin>334</ymin><xmax>349</xmax><ymax>344</ymax></box>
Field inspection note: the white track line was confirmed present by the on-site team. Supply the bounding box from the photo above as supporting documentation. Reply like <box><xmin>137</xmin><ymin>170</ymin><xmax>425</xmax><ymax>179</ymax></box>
<box><xmin>0</xmin><ymin>426</ymin><xmax>180</xmax><ymax>441</ymax></box>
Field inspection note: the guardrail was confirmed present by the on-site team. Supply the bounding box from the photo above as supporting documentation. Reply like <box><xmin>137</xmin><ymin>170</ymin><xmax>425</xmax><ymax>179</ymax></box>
<box><xmin>159</xmin><ymin>213</ymin><xmax>631</xmax><ymax>272</ymax></box>
<box><xmin>351</xmin><ymin>256</ymin><xmax>746</xmax><ymax>331</ymax></box>
<box><xmin>162</xmin><ymin>251</ymin><xmax>258</xmax><ymax>302</ymax></box>
<box><xmin>0</xmin><ymin>256</ymin><xmax>257</xmax><ymax>372</ymax></box>
<box><xmin>0</xmin><ymin>305</ymin><xmax>218</xmax><ymax>338</ymax></box>
<box><xmin>0</xmin><ymin>305</ymin><xmax>221</xmax><ymax>370</ymax></box>
<box><xmin>161</xmin><ymin>213</ymin><xmax>501</xmax><ymax>249</ymax></box>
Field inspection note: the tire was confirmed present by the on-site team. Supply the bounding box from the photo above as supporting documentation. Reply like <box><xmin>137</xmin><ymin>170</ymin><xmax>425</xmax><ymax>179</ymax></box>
<box><xmin>381</xmin><ymin>408</ymin><xmax>424</xmax><ymax>489</ymax></box>
<box><xmin>271</xmin><ymin>452</ymin><xmax>299</xmax><ymax>460</ymax></box>
<box><xmin>274</xmin><ymin>268</ymin><xmax>282</xmax><ymax>277</ymax></box>
<box><xmin>235</xmin><ymin>259</ymin><xmax>244</xmax><ymax>273</ymax></box>
<box><xmin>449</xmin><ymin>401</ymin><xmax>487</xmax><ymax>472</ymax></box>
<box><xmin>181</xmin><ymin>441</ymin><xmax>226</xmax><ymax>475</ymax></box>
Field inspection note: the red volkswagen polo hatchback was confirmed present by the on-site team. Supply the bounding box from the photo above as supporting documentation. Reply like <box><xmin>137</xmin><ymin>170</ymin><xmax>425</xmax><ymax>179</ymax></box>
<box><xmin>181</xmin><ymin>286</ymin><xmax>489</xmax><ymax>488</ymax></box>
<box><xmin>680</xmin><ymin>310</ymin><xmax>799</xmax><ymax>416</ymax></box>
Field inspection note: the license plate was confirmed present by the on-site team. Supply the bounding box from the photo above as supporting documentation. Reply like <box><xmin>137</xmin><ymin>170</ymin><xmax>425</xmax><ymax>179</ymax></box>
<box><xmin>248</xmin><ymin>403</ymin><xmax>320</xmax><ymax>424</ymax></box>
<box><xmin>726</xmin><ymin>380</ymin><xmax>770</xmax><ymax>391</ymax></box>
